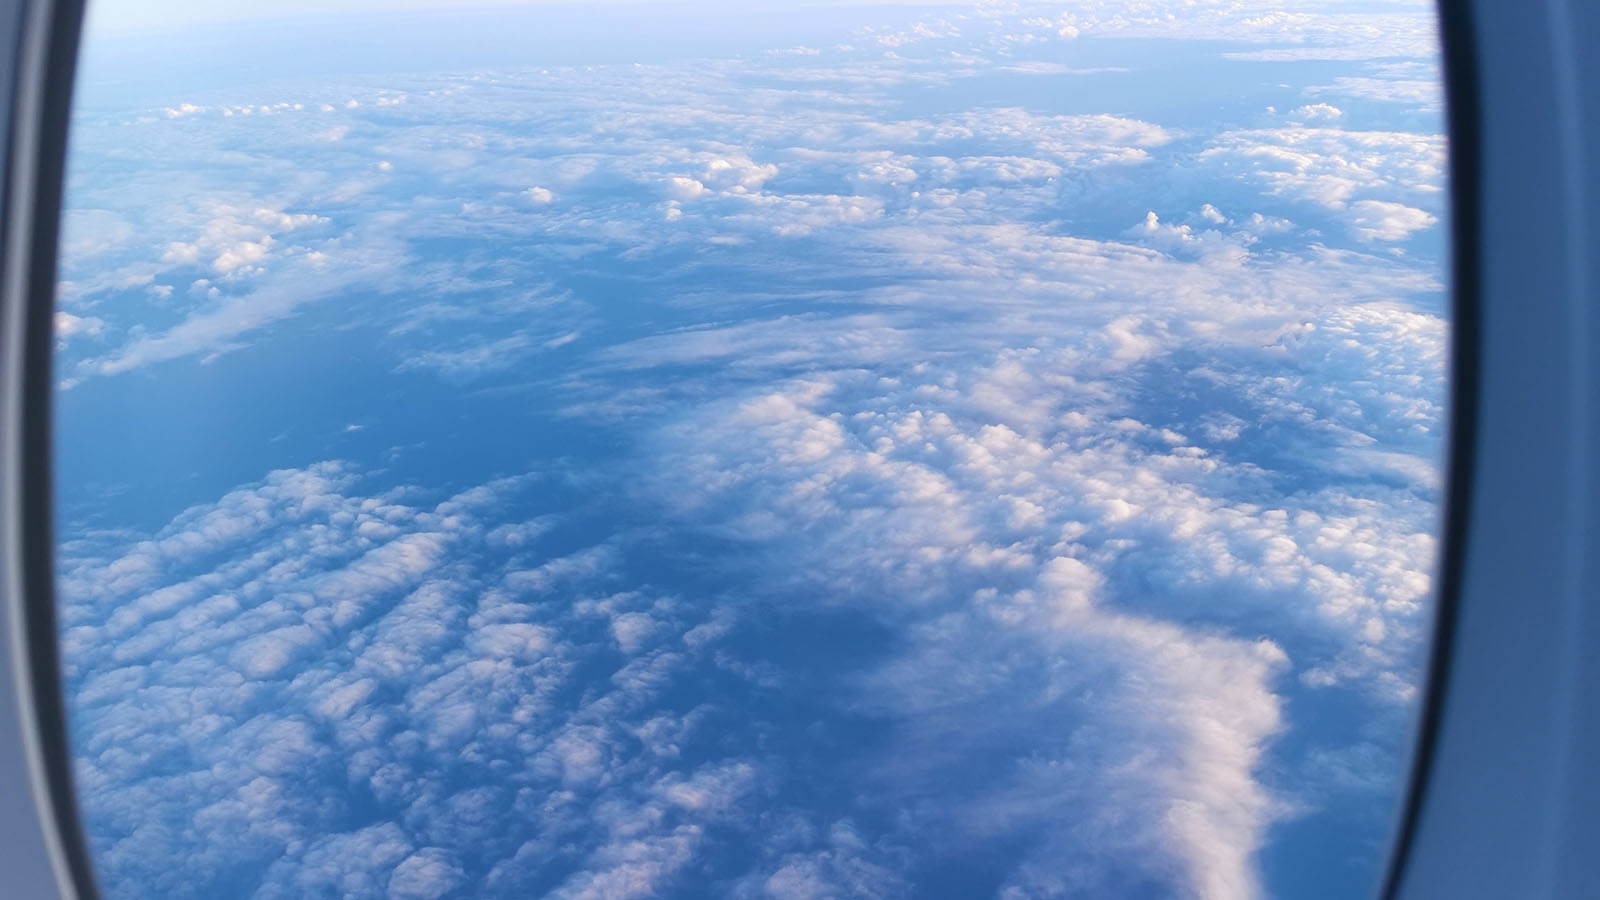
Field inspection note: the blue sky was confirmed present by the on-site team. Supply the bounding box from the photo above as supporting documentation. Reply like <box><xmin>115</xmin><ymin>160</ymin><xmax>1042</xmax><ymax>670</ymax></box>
<box><xmin>54</xmin><ymin>2</ymin><xmax>1447</xmax><ymax>897</ymax></box>
<box><xmin>82</xmin><ymin>0</ymin><xmax>967</xmax><ymax>34</ymax></box>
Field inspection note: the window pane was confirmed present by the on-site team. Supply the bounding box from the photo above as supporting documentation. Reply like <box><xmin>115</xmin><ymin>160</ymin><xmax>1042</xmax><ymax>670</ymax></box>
<box><xmin>55</xmin><ymin>2</ymin><xmax>1449</xmax><ymax>897</ymax></box>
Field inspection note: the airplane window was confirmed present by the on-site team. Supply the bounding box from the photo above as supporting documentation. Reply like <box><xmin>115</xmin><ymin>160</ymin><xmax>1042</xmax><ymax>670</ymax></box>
<box><xmin>52</xmin><ymin>1</ymin><xmax>1450</xmax><ymax>897</ymax></box>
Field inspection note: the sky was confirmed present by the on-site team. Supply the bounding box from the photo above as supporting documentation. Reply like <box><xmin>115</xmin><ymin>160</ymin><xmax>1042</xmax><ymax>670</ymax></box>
<box><xmin>54</xmin><ymin>2</ymin><xmax>1448</xmax><ymax>897</ymax></box>
<box><xmin>84</xmin><ymin>0</ymin><xmax>704</xmax><ymax>33</ymax></box>
<box><xmin>82</xmin><ymin>0</ymin><xmax>977</xmax><ymax>35</ymax></box>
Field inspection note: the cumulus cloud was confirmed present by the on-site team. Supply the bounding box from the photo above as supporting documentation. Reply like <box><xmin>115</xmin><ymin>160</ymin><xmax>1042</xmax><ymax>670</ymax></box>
<box><xmin>386</xmin><ymin>849</ymin><xmax>466</xmax><ymax>899</ymax></box>
<box><xmin>1290</xmin><ymin>102</ymin><xmax>1344</xmax><ymax>122</ymax></box>
<box><xmin>152</xmin><ymin>205</ymin><xmax>330</xmax><ymax>277</ymax></box>
<box><xmin>55</xmin><ymin>311</ymin><xmax>105</xmax><ymax>340</ymax></box>
<box><xmin>60</xmin><ymin>464</ymin><xmax>778</xmax><ymax>899</ymax></box>
<box><xmin>642</xmin><ymin>307</ymin><xmax>1440</xmax><ymax>891</ymax></box>
<box><xmin>1199</xmin><ymin>126</ymin><xmax>1445</xmax><ymax>240</ymax></box>
<box><xmin>1347</xmin><ymin>199</ymin><xmax>1438</xmax><ymax>242</ymax></box>
<box><xmin>55</xmin><ymin>2</ymin><xmax>1448</xmax><ymax>897</ymax></box>
<box><xmin>664</xmin><ymin>175</ymin><xmax>707</xmax><ymax>200</ymax></box>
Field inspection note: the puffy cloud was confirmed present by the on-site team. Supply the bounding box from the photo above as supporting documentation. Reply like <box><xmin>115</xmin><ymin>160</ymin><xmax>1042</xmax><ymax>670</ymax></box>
<box><xmin>1348</xmin><ymin>199</ymin><xmax>1438</xmax><ymax>242</ymax></box>
<box><xmin>149</xmin><ymin>205</ymin><xmax>331</xmax><ymax>277</ymax></box>
<box><xmin>387</xmin><ymin>849</ymin><xmax>466</xmax><ymax>900</ymax></box>
<box><xmin>700</xmin><ymin>155</ymin><xmax>779</xmax><ymax>193</ymax></box>
<box><xmin>59</xmin><ymin>464</ymin><xmax>777</xmax><ymax>898</ymax></box>
<box><xmin>643</xmin><ymin>317</ymin><xmax>1437</xmax><ymax>891</ymax></box>
<box><xmin>55</xmin><ymin>3</ymin><xmax>1447</xmax><ymax>897</ymax></box>
<box><xmin>755</xmin><ymin>822</ymin><xmax>911</xmax><ymax>900</ymax></box>
<box><xmin>211</xmin><ymin>236</ymin><xmax>273</xmax><ymax>273</ymax></box>
<box><xmin>665</xmin><ymin>176</ymin><xmax>707</xmax><ymax>200</ymax></box>
<box><xmin>1199</xmin><ymin>126</ymin><xmax>1445</xmax><ymax>240</ymax></box>
<box><xmin>1291</xmin><ymin>102</ymin><xmax>1345</xmax><ymax>122</ymax></box>
<box><xmin>54</xmin><ymin>311</ymin><xmax>105</xmax><ymax>340</ymax></box>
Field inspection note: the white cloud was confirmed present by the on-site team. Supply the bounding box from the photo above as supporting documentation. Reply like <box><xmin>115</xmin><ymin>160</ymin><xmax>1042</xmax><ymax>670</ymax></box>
<box><xmin>60</xmin><ymin>463</ymin><xmax>768</xmax><ymax>898</ymax></box>
<box><xmin>757</xmin><ymin>822</ymin><xmax>911</xmax><ymax>899</ymax></box>
<box><xmin>72</xmin><ymin>232</ymin><xmax>402</xmax><ymax>379</ymax></box>
<box><xmin>1347</xmin><ymin>199</ymin><xmax>1437</xmax><ymax>242</ymax></box>
<box><xmin>1199</xmin><ymin>126</ymin><xmax>1445</xmax><ymax>240</ymax></box>
<box><xmin>665</xmin><ymin>176</ymin><xmax>708</xmax><ymax>200</ymax></box>
<box><xmin>386</xmin><ymin>849</ymin><xmax>466</xmax><ymax>900</ymax></box>
<box><xmin>467</xmin><ymin>623</ymin><xmax>553</xmax><ymax>661</ymax></box>
<box><xmin>257</xmin><ymin>823</ymin><xmax>413</xmax><ymax>899</ymax></box>
<box><xmin>645</xmin><ymin>329</ymin><xmax>1437</xmax><ymax>892</ymax></box>
<box><xmin>610</xmin><ymin>613</ymin><xmax>658</xmax><ymax>655</ymax></box>
<box><xmin>55</xmin><ymin>6</ymin><xmax>1448</xmax><ymax>895</ymax></box>
<box><xmin>54</xmin><ymin>311</ymin><xmax>105</xmax><ymax>340</ymax></box>
<box><xmin>1290</xmin><ymin>102</ymin><xmax>1344</xmax><ymax>122</ymax></box>
<box><xmin>212</xmin><ymin>236</ymin><xmax>273</xmax><ymax>273</ymax></box>
<box><xmin>1309</xmin><ymin>74</ymin><xmax>1443</xmax><ymax>110</ymax></box>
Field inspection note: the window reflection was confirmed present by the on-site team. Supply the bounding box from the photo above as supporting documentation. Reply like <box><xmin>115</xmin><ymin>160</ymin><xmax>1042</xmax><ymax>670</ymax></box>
<box><xmin>56</xmin><ymin>2</ymin><xmax>1448</xmax><ymax>897</ymax></box>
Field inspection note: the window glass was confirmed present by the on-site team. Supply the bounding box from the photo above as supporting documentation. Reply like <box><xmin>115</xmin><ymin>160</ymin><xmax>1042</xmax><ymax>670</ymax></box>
<box><xmin>55</xmin><ymin>2</ymin><xmax>1449</xmax><ymax>897</ymax></box>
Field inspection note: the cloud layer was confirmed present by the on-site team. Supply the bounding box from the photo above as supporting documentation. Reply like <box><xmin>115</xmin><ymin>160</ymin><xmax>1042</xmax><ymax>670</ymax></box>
<box><xmin>57</xmin><ymin>2</ymin><xmax>1448</xmax><ymax>898</ymax></box>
